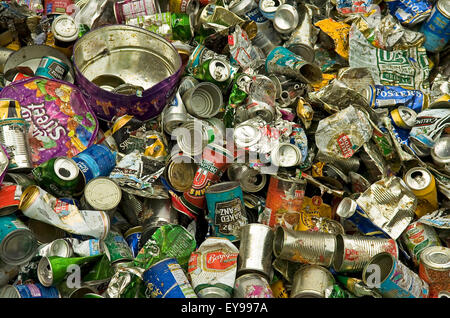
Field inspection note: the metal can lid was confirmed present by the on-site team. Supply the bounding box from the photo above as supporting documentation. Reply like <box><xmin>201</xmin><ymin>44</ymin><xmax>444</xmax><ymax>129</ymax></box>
<box><xmin>273</xmin><ymin>4</ymin><xmax>299</xmax><ymax>34</ymax></box>
<box><xmin>197</xmin><ymin>286</ymin><xmax>231</xmax><ymax>298</ymax></box>
<box><xmin>208</xmin><ymin>59</ymin><xmax>230</xmax><ymax>82</ymax></box>
<box><xmin>404</xmin><ymin>167</ymin><xmax>433</xmax><ymax>191</ymax></box>
<box><xmin>205</xmin><ymin>181</ymin><xmax>241</xmax><ymax>194</ymax></box>
<box><xmin>0</xmin><ymin>226</ymin><xmax>37</xmax><ymax>265</ymax></box>
<box><xmin>54</xmin><ymin>157</ymin><xmax>79</xmax><ymax>181</ymax></box>
<box><xmin>167</xmin><ymin>160</ymin><xmax>196</xmax><ymax>192</ymax></box>
<box><xmin>52</xmin><ymin>15</ymin><xmax>79</xmax><ymax>43</ymax></box>
<box><xmin>271</xmin><ymin>143</ymin><xmax>302</xmax><ymax>167</ymax></box>
<box><xmin>420</xmin><ymin>246</ymin><xmax>450</xmax><ymax>271</ymax></box>
<box><xmin>84</xmin><ymin>177</ymin><xmax>122</xmax><ymax>210</ymax></box>
<box><xmin>437</xmin><ymin>0</ymin><xmax>450</xmax><ymax>19</ymax></box>
<box><xmin>234</xmin><ymin>123</ymin><xmax>262</xmax><ymax>148</ymax></box>
<box><xmin>259</xmin><ymin>0</ymin><xmax>284</xmax><ymax>14</ymax></box>
<box><xmin>37</xmin><ymin>256</ymin><xmax>54</xmax><ymax>287</ymax></box>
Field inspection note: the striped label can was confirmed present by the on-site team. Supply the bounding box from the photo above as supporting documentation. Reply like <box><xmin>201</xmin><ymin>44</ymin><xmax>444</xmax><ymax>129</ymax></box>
<box><xmin>143</xmin><ymin>258</ymin><xmax>197</xmax><ymax>298</ymax></box>
<box><xmin>0</xmin><ymin>283</ymin><xmax>60</xmax><ymax>298</ymax></box>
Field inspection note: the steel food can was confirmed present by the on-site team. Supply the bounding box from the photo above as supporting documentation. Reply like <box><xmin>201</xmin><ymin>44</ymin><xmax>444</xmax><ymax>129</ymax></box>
<box><xmin>404</xmin><ymin>167</ymin><xmax>439</xmax><ymax>218</ymax></box>
<box><xmin>114</xmin><ymin>0</ymin><xmax>160</xmax><ymax>24</ymax></box>
<box><xmin>336</xmin><ymin>197</ymin><xmax>387</xmax><ymax>238</ymax></box>
<box><xmin>227</xmin><ymin>163</ymin><xmax>267</xmax><ymax>193</ymax></box>
<box><xmin>35</xmin><ymin>56</ymin><xmax>70</xmax><ymax>80</ymax></box>
<box><xmin>124</xmin><ymin>226</ymin><xmax>142</xmax><ymax>258</ymax></box>
<box><xmin>0</xmin><ymin>118</ymin><xmax>33</xmax><ymax>171</ymax></box>
<box><xmin>0</xmin><ymin>214</ymin><xmax>37</xmax><ymax>265</ymax></box>
<box><xmin>401</xmin><ymin>221</ymin><xmax>442</xmax><ymax>266</ymax></box>
<box><xmin>72</xmin><ymin>144</ymin><xmax>117</xmax><ymax>184</ymax></box>
<box><xmin>333</xmin><ymin>234</ymin><xmax>398</xmax><ymax>273</ymax></box>
<box><xmin>32</xmin><ymin>157</ymin><xmax>85</xmax><ymax>198</ymax></box>
<box><xmin>273</xmin><ymin>226</ymin><xmax>336</xmax><ymax>267</ymax></box>
<box><xmin>362</xmin><ymin>252</ymin><xmax>429</xmax><ymax>298</ymax></box>
<box><xmin>420</xmin><ymin>0</ymin><xmax>450</xmax><ymax>53</ymax></box>
<box><xmin>233</xmin><ymin>273</ymin><xmax>274</xmax><ymax>298</ymax></box>
<box><xmin>262</xmin><ymin>174</ymin><xmax>306</xmax><ymax>230</ymax></box>
<box><xmin>143</xmin><ymin>258</ymin><xmax>197</xmax><ymax>298</ymax></box>
<box><xmin>0</xmin><ymin>283</ymin><xmax>60</xmax><ymax>298</ymax></box>
<box><xmin>103</xmin><ymin>229</ymin><xmax>134</xmax><ymax>265</ymax></box>
<box><xmin>188</xmin><ymin>237</ymin><xmax>238</xmax><ymax>298</ymax></box>
<box><xmin>418</xmin><ymin>246</ymin><xmax>450</xmax><ymax>298</ymax></box>
<box><xmin>181</xmin><ymin>82</ymin><xmax>223</xmax><ymax>118</ymax></box>
<box><xmin>291</xmin><ymin>265</ymin><xmax>335</xmax><ymax>298</ymax></box>
<box><xmin>164</xmin><ymin>152</ymin><xmax>197</xmax><ymax>193</ymax></box>
<box><xmin>80</xmin><ymin>177</ymin><xmax>122</xmax><ymax>218</ymax></box>
<box><xmin>0</xmin><ymin>184</ymin><xmax>22</xmax><ymax>216</ymax></box>
<box><xmin>162</xmin><ymin>91</ymin><xmax>189</xmax><ymax>135</ymax></box>
<box><xmin>205</xmin><ymin>181</ymin><xmax>248</xmax><ymax>242</ymax></box>
<box><xmin>237</xmin><ymin>223</ymin><xmax>274</xmax><ymax>279</ymax></box>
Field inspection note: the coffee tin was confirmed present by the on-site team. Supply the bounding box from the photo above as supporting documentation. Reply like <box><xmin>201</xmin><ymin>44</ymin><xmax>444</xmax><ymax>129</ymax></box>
<box><xmin>35</xmin><ymin>56</ymin><xmax>70</xmax><ymax>80</ymax></box>
<box><xmin>291</xmin><ymin>265</ymin><xmax>335</xmax><ymax>298</ymax></box>
<box><xmin>205</xmin><ymin>181</ymin><xmax>248</xmax><ymax>242</ymax></box>
<box><xmin>72</xmin><ymin>144</ymin><xmax>117</xmax><ymax>184</ymax></box>
<box><xmin>0</xmin><ymin>214</ymin><xmax>37</xmax><ymax>265</ymax></box>
<box><xmin>0</xmin><ymin>283</ymin><xmax>60</xmax><ymax>298</ymax></box>
<box><xmin>143</xmin><ymin>258</ymin><xmax>197</xmax><ymax>298</ymax></box>
<box><xmin>418</xmin><ymin>246</ymin><xmax>450</xmax><ymax>298</ymax></box>
<box><xmin>233</xmin><ymin>273</ymin><xmax>274</xmax><ymax>298</ymax></box>
<box><xmin>401</xmin><ymin>221</ymin><xmax>442</xmax><ymax>266</ymax></box>
<box><xmin>362</xmin><ymin>252</ymin><xmax>429</xmax><ymax>298</ymax></box>
<box><xmin>0</xmin><ymin>118</ymin><xmax>33</xmax><ymax>172</ymax></box>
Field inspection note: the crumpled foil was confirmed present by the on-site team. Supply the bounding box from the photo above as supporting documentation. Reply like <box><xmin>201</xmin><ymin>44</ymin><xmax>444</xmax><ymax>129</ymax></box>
<box><xmin>356</xmin><ymin>176</ymin><xmax>417</xmax><ymax>240</ymax></box>
<box><xmin>417</xmin><ymin>208</ymin><xmax>450</xmax><ymax>229</ymax></box>
<box><xmin>105</xmin><ymin>265</ymin><xmax>145</xmax><ymax>298</ymax></box>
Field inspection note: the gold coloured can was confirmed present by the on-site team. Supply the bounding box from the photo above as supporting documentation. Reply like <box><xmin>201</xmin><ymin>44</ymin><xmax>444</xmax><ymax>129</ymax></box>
<box><xmin>404</xmin><ymin>167</ymin><xmax>439</xmax><ymax>218</ymax></box>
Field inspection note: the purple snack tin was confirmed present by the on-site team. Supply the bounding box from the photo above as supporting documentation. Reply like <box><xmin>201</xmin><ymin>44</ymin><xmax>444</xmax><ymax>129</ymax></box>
<box><xmin>73</xmin><ymin>25</ymin><xmax>183</xmax><ymax>122</ymax></box>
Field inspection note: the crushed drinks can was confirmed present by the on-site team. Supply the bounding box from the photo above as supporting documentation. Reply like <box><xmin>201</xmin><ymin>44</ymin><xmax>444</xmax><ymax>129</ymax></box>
<box><xmin>273</xmin><ymin>226</ymin><xmax>336</xmax><ymax>267</ymax></box>
<box><xmin>103</xmin><ymin>229</ymin><xmax>134</xmax><ymax>265</ymax></box>
<box><xmin>0</xmin><ymin>118</ymin><xmax>33</xmax><ymax>172</ymax></box>
<box><xmin>362</xmin><ymin>252</ymin><xmax>429</xmax><ymax>298</ymax></box>
<box><xmin>237</xmin><ymin>223</ymin><xmax>274</xmax><ymax>279</ymax></box>
<box><xmin>390</xmin><ymin>107</ymin><xmax>418</xmax><ymax>130</ymax></box>
<box><xmin>401</xmin><ymin>221</ymin><xmax>442</xmax><ymax>266</ymax></box>
<box><xmin>0</xmin><ymin>283</ymin><xmax>60</xmax><ymax>298</ymax></box>
<box><xmin>188</xmin><ymin>237</ymin><xmax>239</xmax><ymax>298</ymax></box>
<box><xmin>0</xmin><ymin>214</ymin><xmax>37</xmax><ymax>265</ymax></box>
<box><xmin>336</xmin><ymin>197</ymin><xmax>387</xmax><ymax>238</ymax></box>
<box><xmin>431</xmin><ymin>136</ymin><xmax>450</xmax><ymax>173</ymax></box>
<box><xmin>404</xmin><ymin>167</ymin><xmax>439</xmax><ymax>218</ymax></box>
<box><xmin>332</xmin><ymin>234</ymin><xmax>398</xmax><ymax>273</ymax></box>
<box><xmin>418</xmin><ymin>246</ymin><xmax>450</xmax><ymax>298</ymax></box>
<box><xmin>162</xmin><ymin>91</ymin><xmax>189</xmax><ymax>135</ymax></box>
<box><xmin>143</xmin><ymin>258</ymin><xmax>197</xmax><ymax>298</ymax></box>
<box><xmin>273</xmin><ymin>4</ymin><xmax>299</xmax><ymax>35</ymax></box>
<box><xmin>124</xmin><ymin>226</ymin><xmax>143</xmax><ymax>258</ymax></box>
<box><xmin>0</xmin><ymin>184</ymin><xmax>22</xmax><ymax>217</ymax></box>
<box><xmin>261</xmin><ymin>174</ymin><xmax>306</xmax><ymax>230</ymax></box>
<box><xmin>265</xmin><ymin>46</ymin><xmax>322</xmax><ymax>84</ymax></box>
<box><xmin>387</xmin><ymin>0</ymin><xmax>433</xmax><ymax>25</ymax></box>
<box><xmin>291</xmin><ymin>265</ymin><xmax>335</xmax><ymax>298</ymax></box>
<box><xmin>233</xmin><ymin>273</ymin><xmax>274</xmax><ymax>298</ymax></box>
<box><xmin>114</xmin><ymin>0</ymin><xmax>160</xmax><ymax>24</ymax></box>
<box><xmin>35</xmin><ymin>56</ymin><xmax>70</xmax><ymax>81</ymax></box>
<box><xmin>420</xmin><ymin>0</ymin><xmax>450</xmax><ymax>52</ymax></box>
<box><xmin>71</xmin><ymin>144</ymin><xmax>117</xmax><ymax>184</ymax></box>
<box><xmin>205</xmin><ymin>181</ymin><xmax>248</xmax><ymax>242</ymax></box>
<box><xmin>409</xmin><ymin>108</ymin><xmax>450</xmax><ymax>149</ymax></box>
<box><xmin>259</xmin><ymin>0</ymin><xmax>285</xmax><ymax>20</ymax></box>
<box><xmin>227</xmin><ymin>163</ymin><xmax>267</xmax><ymax>193</ymax></box>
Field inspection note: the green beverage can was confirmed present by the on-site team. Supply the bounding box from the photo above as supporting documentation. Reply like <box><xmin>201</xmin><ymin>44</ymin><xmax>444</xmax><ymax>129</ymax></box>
<box><xmin>192</xmin><ymin>58</ymin><xmax>235</xmax><ymax>92</ymax></box>
<box><xmin>103</xmin><ymin>229</ymin><xmax>134</xmax><ymax>265</ymax></box>
<box><xmin>32</xmin><ymin>157</ymin><xmax>85</xmax><ymax>198</ymax></box>
<box><xmin>83</xmin><ymin>293</ymin><xmax>104</xmax><ymax>298</ymax></box>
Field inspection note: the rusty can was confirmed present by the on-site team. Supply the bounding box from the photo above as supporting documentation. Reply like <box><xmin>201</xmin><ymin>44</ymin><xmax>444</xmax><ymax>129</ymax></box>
<box><xmin>418</xmin><ymin>246</ymin><xmax>450</xmax><ymax>298</ymax></box>
<box><xmin>291</xmin><ymin>265</ymin><xmax>335</xmax><ymax>298</ymax></box>
<box><xmin>164</xmin><ymin>152</ymin><xmax>197</xmax><ymax>193</ymax></box>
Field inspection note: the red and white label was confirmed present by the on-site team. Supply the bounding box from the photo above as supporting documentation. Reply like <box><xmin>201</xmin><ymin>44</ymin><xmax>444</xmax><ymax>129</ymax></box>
<box><xmin>337</xmin><ymin>134</ymin><xmax>355</xmax><ymax>158</ymax></box>
<box><xmin>204</xmin><ymin>251</ymin><xmax>238</xmax><ymax>270</ymax></box>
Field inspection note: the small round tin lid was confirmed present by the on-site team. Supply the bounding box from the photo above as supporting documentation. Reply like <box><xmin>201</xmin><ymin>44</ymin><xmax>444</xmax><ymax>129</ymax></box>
<box><xmin>420</xmin><ymin>246</ymin><xmax>450</xmax><ymax>271</ymax></box>
<box><xmin>197</xmin><ymin>287</ymin><xmax>231</xmax><ymax>298</ymax></box>
<box><xmin>84</xmin><ymin>177</ymin><xmax>122</xmax><ymax>210</ymax></box>
<box><xmin>404</xmin><ymin>167</ymin><xmax>433</xmax><ymax>191</ymax></box>
<box><xmin>52</xmin><ymin>14</ymin><xmax>79</xmax><ymax>43</ymax></box>
<box><xmin>37</xmin><ymin>256</ymin><xmax>54</xmax><ymax>287</ymax></box>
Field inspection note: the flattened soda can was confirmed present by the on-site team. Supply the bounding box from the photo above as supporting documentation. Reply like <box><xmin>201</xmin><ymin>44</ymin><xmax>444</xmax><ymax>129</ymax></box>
<box><xmin>124</xmin><ymin>226</ymin><xmax>143</xmax><ymax>258</ymax></box>
<box><xmin>103</xmin><ymin>229</ymin><xmax>134</xmax><ymax>265</ymax></box>
<box><xmin>0</xmin><ymin>283</ymin><xmax>60</xmax><ymax>298</ymax></box>
<box><xmin>72</xmin><ymin>144</ymin><xmax>116</xmax><ymax>184</ymax></box>
<box><xmin>401</xmin><ymin>221</ymin><xmax>442</xmax><ymax>266</ymax></box>
<box><xmin>362</xmin><ymin>252</ymin><xmax>429</xmax><ymax>298</ymax></box>
<box><xmin>420</xmin><ymin>0</ymin><xmax>450</xmax><ymax>53</ymax></box>
<box><xmin>35</xmin><ymin>56</ymin><xmax>69</xmax><ymax>80</ymax></box>
<box><xmin>143</xmin><ymin>258</ymin><xmax>197</xmax><ymax>298</ymax></box>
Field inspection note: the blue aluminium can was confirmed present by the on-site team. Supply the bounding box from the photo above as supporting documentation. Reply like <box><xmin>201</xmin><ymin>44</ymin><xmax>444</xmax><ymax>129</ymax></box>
<box><xmin>362</xmin><ymin>253</ymin><xmax>429</xmax><ymax>298</ymax></box>
<box><xmin>0</xmin><ymin>283</ymin><xmax>60</xmax><ymax>298</ymax></box>
<box><xmin>124</xmin><ymin>226</ymin><xmax>142</xmax><ymax>258</ymax></box>
<box><xmin>336</xmin><ymin>197</ymin><xmax>387</xmax><ymax>238</ymax></box>
<box><xmin>142</xmin><ymin>258</ymin><xmax>197</xmax><ymax>298</ymax></box>
<box><xmin>71</xmin><ymin>144</ymin><xmax>116</xmax><ymax>183</ymax></box>
<box><xmin>35</xmin><ymin>56</ymin><xmax>70</xmax><ymax>80</ymax></box>
<box><xmin>205</xmin><ymin>181</ymin><xmax>248</xmax><ymax>242</ymax></box>
<box><xmin>420</xmin><ymin>0</ymin><xmax>450</xmax><ymax>53</ymax></box>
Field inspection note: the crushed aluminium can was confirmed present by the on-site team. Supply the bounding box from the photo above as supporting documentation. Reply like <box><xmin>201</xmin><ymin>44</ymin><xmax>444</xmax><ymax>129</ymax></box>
<box><xmin>124</xmin><ymin>226</ymin><xmax>143</xmax><ymax>258</ymax></box>
<box><xmin>71</xmin><ymin>144</ymin><xmax>117</xmax><ymax>184</ymax></box>
<box><xmin>404</xmin><ymin>167</ymin><xmax>439</xmax><ymax>218</ymax></box>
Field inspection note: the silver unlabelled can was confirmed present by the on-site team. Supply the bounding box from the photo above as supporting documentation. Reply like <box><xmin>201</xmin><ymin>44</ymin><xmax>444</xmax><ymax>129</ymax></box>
<box><xmin>182</xmin><ymin>82</ymin><xmax>223</xmax><ymax>119</ymax></box>
<box><xmin>163</xmin><ymin>91</ymin><xmax>189</xmax><ymax>135</ymax></box>
<box><xmin>431</xmin><ymin>136</ymin><xmax>450</xmax><ymax>173</ymax></box>
<box><xmin>49</xmin><ymin>239</ymin><xmax>74</xmax><ymax>258</ymax></box>
<box><xmin>332</xmin><ymin>234</ymin><xmax>399</xmax><ymax>273</ymax></box>
<box><xmin>237</xmin><ymin>223</ymin><xmax>274</xmax><ymax>279</ymax></box>
<box><xmin>270</xmin><ymin>142</ymin><xmax>302</xmax><ymax>167</ymax></box>
<box><xmin>273</xmin><ymin>4</ymin><xmax>299</xmax><ymax>34</ymax></box>
<box><xmin>227</xmin><ymin>163</ymin><xmax>267</xmax><ymax>193</ymax></box>
<box><xmin>81</xmin><ymin>177</ymin><xmax>122</xmax><ymax>218</ymax></box>
<box><xmin>273</xmin><ymin>226</ymin><xmax>336</xmax><ymax>267</ymax></box>
<box><xmin>233</xmin><ymin>273</ymin><xmax>274</xmax><ymax>298</ymax></box>
<box><xmin>0</xmin><ymin>118</ymin><xmax>33</xmax><ymax>172</ymax></box>
<box><xmin>291</xmin><ymin>265</ymin><xmax>335</xmax><ymax>298</ymax></box>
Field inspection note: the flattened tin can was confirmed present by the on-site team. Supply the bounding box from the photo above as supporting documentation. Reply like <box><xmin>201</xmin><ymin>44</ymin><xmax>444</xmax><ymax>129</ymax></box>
<box><xmin>273</xmin><ymin>226</ymin><xmax>336</xmax><ymax>267</ymax></box>
<box><xmin>333</xmin><ymin>234</ymin><xmax>398</xmax><ymax>273</ymax></box>
<box><xmin>401</xmin><ymin>221</ymin><xmax>442</xmax><ymax>266</ymax></box>
<box><xmin>291</xmin><ymin>265</ymin><xmax>335</xmax><ymax>298</ymax></box>
<box><xmin>205</xmin><ymin>181</ymin><xmax>248</xmax><ymax>242</ymax></box>
<box><xmin>0</xmin><ymin>118</ymin><xmax>33</xmax><ymax>172</ymax></box>
<box><xmin>72</xmin><ymin>144</ymin><xmax>117</xmax><ymax>184</ymax></box>
<box><xmin>0</xmin><ymin>283</ymin><xmax>60</xmax><ymax>298</ymax></box>
<box><xmin>362</xmin><ymin>252</ymin><xmax>429</xmax><ymax>298</ymax></box>
<box><xmin>233</xmin><ymin>273</ymin><xmax>274</xmax><ymax>298</ymax></box>
<box><xmin>0</xmin><ymin>214</ymin><xmax>37</xmax><ymax>265</ymax></box>
<box><xmin>143</xmin><ymin>258</ymin><xmax>197</xmax><ymax>298</ymax></box>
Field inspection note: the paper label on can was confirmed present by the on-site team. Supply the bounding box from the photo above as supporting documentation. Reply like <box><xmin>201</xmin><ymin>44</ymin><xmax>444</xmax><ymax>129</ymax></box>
<box><xmin>388</xmin><ymin>260</ymin><xmax>428</xmax><ymax>298</ymax></box>
<box><xmin>337</xmin><ymin>134</ymin><xmax>355</xmax><ymax>158</ymax></box>
<box><xmin>167</xmin><ymin>263</ymin><xmax>197</xmax><ymax>298</ymax></box>
<box><xmin>27</xmin><ymin>284</ymin><xmax>42</xmax><ymax>297</ymax></box>
<box><xmin>214</xmin><ymin>197</ymin><xmax>247</xmax><ymax>236</ymax></box>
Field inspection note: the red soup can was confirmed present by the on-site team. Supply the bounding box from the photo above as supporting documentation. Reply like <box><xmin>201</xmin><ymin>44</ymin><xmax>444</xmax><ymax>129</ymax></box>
<box><xmin>0</xmin><ymin>184</ymin><xmax>22</xmax><ymax>216</ymax></box>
